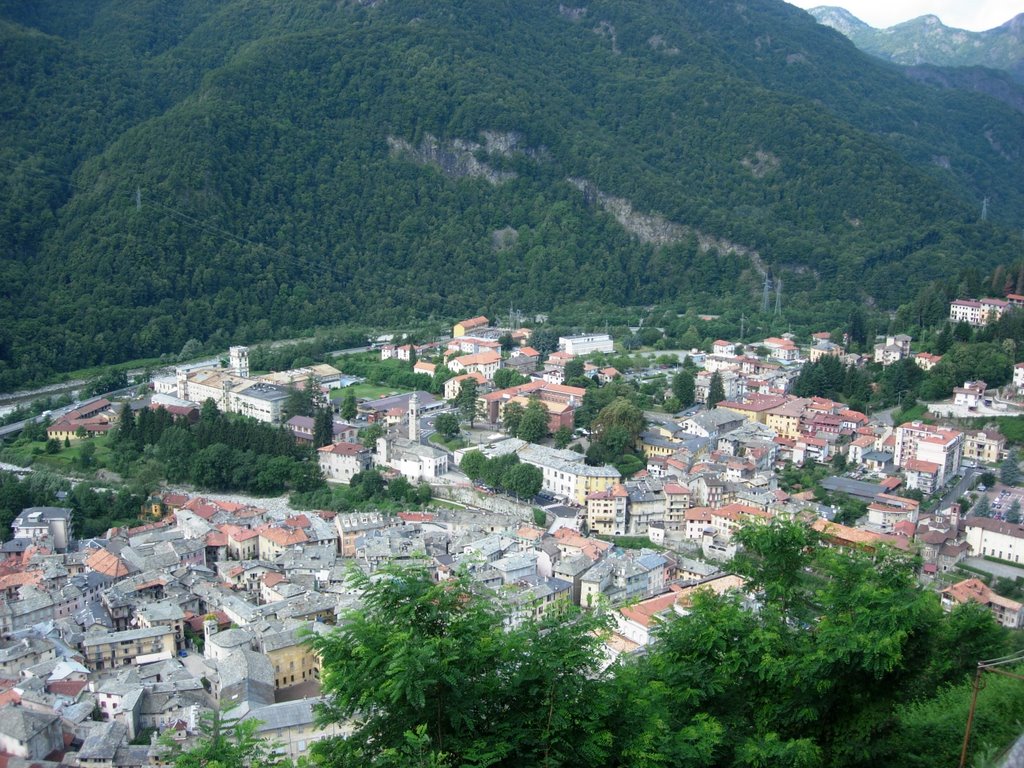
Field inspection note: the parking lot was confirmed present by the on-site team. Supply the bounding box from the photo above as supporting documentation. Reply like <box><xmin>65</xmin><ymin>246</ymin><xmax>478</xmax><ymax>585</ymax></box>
<box><xmin>988</xmin><ymin>484</ymin><xmax>1024</xmax><ymax>520</ymax></box>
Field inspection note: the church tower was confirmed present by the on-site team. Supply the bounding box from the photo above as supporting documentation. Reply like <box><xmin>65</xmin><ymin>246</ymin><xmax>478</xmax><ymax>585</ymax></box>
<box><xmin>408</xmin><ymin>392</ymin><xmax>420</xmax><ymax>442</ymax></box>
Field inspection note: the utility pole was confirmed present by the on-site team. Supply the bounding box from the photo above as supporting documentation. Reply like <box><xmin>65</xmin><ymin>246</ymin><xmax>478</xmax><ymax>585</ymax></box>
<box><xmin>958</xmin><ymin>651</ymin><xmax>1024</xmax><ymax>768</ymax></box>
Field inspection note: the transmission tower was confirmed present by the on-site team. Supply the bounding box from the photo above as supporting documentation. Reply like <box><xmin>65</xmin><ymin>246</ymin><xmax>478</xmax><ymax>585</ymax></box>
<box><xmin>774</xmin><ymin>278</ymin><xmax>782</xmax><ymax>316</ymax></box>
<box><xmin>981</xmin><ymin>197</ymin><xmax>989</xmax><ymax>221</ymax></box>
<box><xmin>761</xmin><ymin>273</ymin><xmax>772</xmax><ymax>313</ymax></box>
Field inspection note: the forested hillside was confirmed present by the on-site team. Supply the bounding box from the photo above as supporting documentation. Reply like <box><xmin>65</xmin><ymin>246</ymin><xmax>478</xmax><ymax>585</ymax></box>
<box><xmin>2</xmin><ymin>0</ymin><xmax>1023</xmax><ymax>389</ymax></box>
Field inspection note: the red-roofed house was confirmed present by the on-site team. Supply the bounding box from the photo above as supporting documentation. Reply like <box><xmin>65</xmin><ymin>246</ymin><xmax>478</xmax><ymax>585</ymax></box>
<box><xmin>941</xmin><ymin>578</ymin><xmax>1023</xmax><ymax>628</ymax></box>
<box><xmin>615</xmin><ymin>591</ymin><xmax>679</xmax><ymax>646</ymax></box>
<box><xmin>318</xmin><ymin>442</ymin><xmax>372</xmax><ymax>484</ymax></box>
<box><xmin>448</xmin><ymin>350</ymin><xmax>501</xmax><ymax>380</ymax></box>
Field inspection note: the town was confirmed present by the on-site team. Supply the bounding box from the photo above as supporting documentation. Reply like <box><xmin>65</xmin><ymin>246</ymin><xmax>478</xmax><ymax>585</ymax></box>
<box><xmin>0</xmin><ymin>296</ymin><xmax>1022</xmax><ymax>767</ymax></box>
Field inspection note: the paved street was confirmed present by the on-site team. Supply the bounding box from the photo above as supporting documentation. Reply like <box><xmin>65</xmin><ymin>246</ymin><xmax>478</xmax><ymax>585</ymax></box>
<box><xmin>938</xmin><ymin>467</ymin><xmax>982</xmax><ymax>511</ymax></box>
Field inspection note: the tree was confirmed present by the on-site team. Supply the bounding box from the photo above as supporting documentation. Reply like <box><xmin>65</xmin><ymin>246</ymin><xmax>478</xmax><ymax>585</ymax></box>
<box><xmin>973</xmin><ymin>494</ymin><xmax>992</xmax><ymax>518</ymax></box>
<box><xmin>563</xmin><ymin>358</ymin><xmax>585</xmax><ymax>384</ymax></box>
<box><xmin>340</xmin><ymin>388</ymin><xmax>358</xmax><ymax>420</ymax></box>
<box><xmin>831</xmin><ymin>451</ymin><xmax>848</xmax><ymax>473</ymax></box>
<box><xmin>553</xmin><ymin>425</ymin><xmax>573</xmax><ymax>449</ymax></box>
<box><xmin>166</xmin><ymin>710</ymin><xmax>286</xmax><ymax>768</ymax></box>
<box><xmin>455</xmin><ymin>378</ymin><xmax>479</xmax><ymax>427</ymax></box>
<box><xmin>530</xmin><ymin>328</ymin><xmax>561</xmax><ymax>355</ymax></box>
<box><xmin>493</xmin><ymin>367</ymin><xmax>529</xmax><ymax>390</ymax></box>
<box><xmin>590</xmin><ymin>397</ymin><xmax>645</xmax><ymax>455</ymax></box>
<box><xmin>434</xmin><ymin>413</ymin><xmax>460</xmax><ymax>440</ymax></box>
<box><xmin>498</xmin><ymin>333</ymin><xmax>515</xmax><ymax>352</ymax></box>
<box><xmin>200</xmin><ymin>398</ymin><xmax>221</xmax><ymax>424</ymax></box>
<box><xmin>1007</xmin><ymin>499</ymin><xmax>1021</xmax><ymax>524</ymax></box>
<box><xmin>361</xmin><ymin>422</ymin><xmax>386</xmax><ymax>448</ymax></box>
<box><xmin>516</xmin><ymin>398</ymin><xmax>549</xmax><ymax>444</ymax></box>
<box><xmin>77</xmin><ymin>441</ymin><xmax>96</xmax><ymax>470</ymax></box>
<box><xmin>314</xmin><ymin>408</ymin><xmax>334</xmax><ymax>448</ymax></box>
<box><xmin>283</xmin><ymin>378</ymin><xmax>317</xmax><ymax>420</ymax></box>
<box><xmin>731</xmin><ymin>519</ymin><xmax>814</xmax><ymax>614</ymax></box>
<box><xmin>310</xmin><ymin>566</ymin><xmax>612</xmax><ymax>768</ymax></box>
<box><xmin>458</xmin><ymin>450</ymin><xmax>487</xmax><ymax>480</ymax></box>
<box><xmin>501</xmin><ymin>401</ymin><xmax>525</xmax><ymax>436</ymax></box>
<box><xmin>505</xmin><ymin>463</ymin><xmax>542</xmax><ymax>499</ymax></box>
<box><xmin>388</xmin><ymin>476</ymin><xmax>414</xmax><ymax>502</ymax></box>
<box><xmin>1000</xmin><ymin>449</ymin><xmax>1020</xmax><ymax>486</ymax></box>
<box><xmin>672</xmin><ymin>370</ymin><xmax>696</xmax><ymax>408</ymax></box>
<box><xmin>117</xmin><ymin>403</ymin><xmax>136</xmax><ymax>446</ymax></box>
<box><xmin>707</xmin><ymin>371</ymin><xmax>725</xmax><ymax>408</ymax></box>
<box><xmin>45</xmin><ymin>438</ymin><xmax>60</xmax><ymax>454</ymax></box>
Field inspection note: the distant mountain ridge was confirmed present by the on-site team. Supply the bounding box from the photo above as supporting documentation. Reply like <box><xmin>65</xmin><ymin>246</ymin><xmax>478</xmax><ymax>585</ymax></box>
<box><xmin>809</xmin><ymin>6</ymin><xmax>1024</xmax><ymax>81</ymax></box>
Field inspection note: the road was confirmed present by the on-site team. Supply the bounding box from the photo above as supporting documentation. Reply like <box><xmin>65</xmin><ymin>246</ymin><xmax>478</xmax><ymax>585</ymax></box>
<box><xmin>872</xmin><ymin>406</ymin><xmax>897</xmax><ymax>427</ymax></box>
<box><xmin>938</xmin><ymin>467</ymin><xmax>982</xmax><ymax>511</ymax></box>
<box><xmin>0</xmin><ymin>385</ymin><xmax>138</xmax><ymax>440</ymax></box>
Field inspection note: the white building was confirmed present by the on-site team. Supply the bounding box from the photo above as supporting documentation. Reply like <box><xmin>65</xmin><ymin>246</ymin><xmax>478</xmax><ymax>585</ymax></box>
<box><xmin>1014</xmin><ymin>362</ymin><xmax>1024</xmax><ymax>395</ymax></box>
<box><xmin>949</xmin><ymin>298</ymin><xmax>1009</xmax><ymax>327</ymax></box>
<box><xmin>953</xmin><ymin>380</ymin><xmax>987</xmax><ymax>409</ymax></box>
<box><xmin>376</xmin><ymin>436</ymin><xmax>448</xmax><ymax>482</ymax></box>
<box><xmin>894</xmin><ymin>422</ymin><xmax>963</xmax><ymax>489</ymax></box>
<box><xmin>873</xmin><ymin>334</ymin><xmax>912</xmax><ymax>366</ymax></box>
<box><xmin>559</xmin><ymin>334</ymin><xmax>614</xmax><ymax>356</ymax></box>
<box><xmin>457</xmin><ymin>438</ymin><xmax>618</xmax><ymax>505</ymax></box>
<box><xmin>175</xmin><ymin>368</ymin><xmax>291</xmax><ymax>423</ymax></box>
<box><xmin>318</xmin><ymin>443</ymin><xmax>372</xmax><ymax>484</ymax></box>
<box><xmin>12</xmin><ymin>507</ymin><xmax>73</xmax><ymax>552</ymax></box>
<box><xmin>447</xmin><ymin>350</ymin><xmax>501</xmax><ymax>380</ymax></box>
<box><xmin>965</xmin><ymin>517</ymin><xmax>1024</xmax><ymax>565</ymax></box>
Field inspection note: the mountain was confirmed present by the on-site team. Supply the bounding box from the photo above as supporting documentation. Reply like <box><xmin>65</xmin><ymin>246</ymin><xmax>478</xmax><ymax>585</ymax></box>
<box><xmin>1</xmin><ymin>0</ymin><xmax>1023</xmax><ymax>389</ymax></box>
<box><xmin>809</xmin><ymin>7</ymin><xmax>1024</xmax><ymax>80</ymax></box>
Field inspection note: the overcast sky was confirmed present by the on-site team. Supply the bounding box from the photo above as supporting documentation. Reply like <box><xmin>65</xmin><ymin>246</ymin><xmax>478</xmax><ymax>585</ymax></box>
<box><xmin>785</xmin><ymin>0</ymin><xmax>1018</xmax><ymax>31</ymax></box>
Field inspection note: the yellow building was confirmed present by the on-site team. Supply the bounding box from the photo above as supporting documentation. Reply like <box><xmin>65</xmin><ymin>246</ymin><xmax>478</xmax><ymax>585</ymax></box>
<box><xmin>717</xmin><ymin>393</ymin><xmax>788</xmax><ymax>425</ymax></box>
<box><xmin>765</xmin><ymin>398</ymin><xmax>809</xmax><ymax>440</ymax></box>
<box><xmin>586</xmin><ymin>484</ymin><xmax>629</xmax><ymax>536</ymax></box>
<box><xmin>963</xmin><ymin>429</ymin><xmax>1005</xmax><ymax>465</ymax></box>
<box><xmin>453</xmin><ymin>315</ymin><xmax>489</xmax><ymax>337</ymax></box>
<box><xmin>244</xmin><ymin>699</ymin><xmax>351</xmax><ymax>762</ymax></box>
<box><xmin>640</xmin><ymin>432</ymin><xmax>680</xmax><ymax>458</ymax></box>
<box><xmin>263</xmin><ymin>633</ymin><xmax>323</xmax><ymax>690</ymax></box>
<box><xmin>81</xmin><ymin>626</ymin><xmax>176</xmax><ymax>671</ymax></box>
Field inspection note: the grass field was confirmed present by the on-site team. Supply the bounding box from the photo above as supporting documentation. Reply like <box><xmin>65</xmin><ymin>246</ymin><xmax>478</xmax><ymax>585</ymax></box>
<box><xmin>429</xmin><ymin>433</ymin><xmax>467</xmax><ymax>451</ymax></box>
<box><xmin>330</xmin><ymin>383</ymin><xmax>410</xmax><ymax>401</ymax></box>
<box><xmin>1</xmin><ymin>433</ymin><xmax>114</xmax><ymax>473</ymax></box>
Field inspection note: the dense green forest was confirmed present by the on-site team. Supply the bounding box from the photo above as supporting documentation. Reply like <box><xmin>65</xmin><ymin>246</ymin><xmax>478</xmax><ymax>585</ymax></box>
<box><xmin>1</xmin><ymin>0</ymin><xmax>1023</xmax><ymax>390</ymax></box>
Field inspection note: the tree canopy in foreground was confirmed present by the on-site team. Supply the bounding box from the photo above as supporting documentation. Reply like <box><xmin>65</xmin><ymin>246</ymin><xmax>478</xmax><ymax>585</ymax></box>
<box><xmin>307</xmin><ymin>520</ymin><xmax>1019</xmax><ymax>768</ymax></box>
